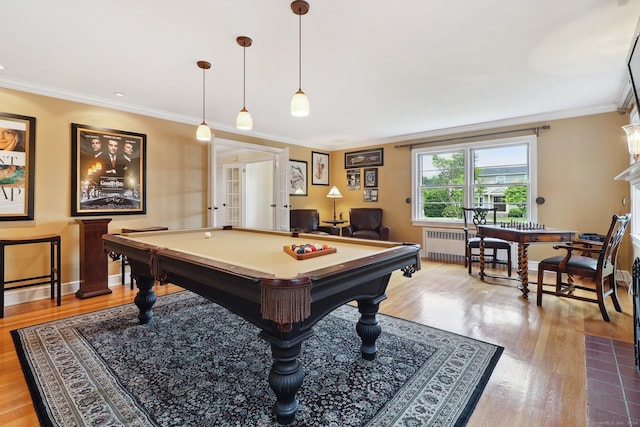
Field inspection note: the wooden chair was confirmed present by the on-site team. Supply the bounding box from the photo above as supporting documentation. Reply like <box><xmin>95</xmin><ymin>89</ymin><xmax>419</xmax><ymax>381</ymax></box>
<box><xmin>462</xmin><ymin>207</ymin><xmax>512</xmax><ymax>276</ymax></box>
<box><xmin>536</xmin><ymin>213</ymin><xmax>631</xmax><ymax>321</ymax></box>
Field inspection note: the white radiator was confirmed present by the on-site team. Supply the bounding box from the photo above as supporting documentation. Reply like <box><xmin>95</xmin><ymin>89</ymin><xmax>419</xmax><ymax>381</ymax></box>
<box><xmin>423</xmin><ymin>227</ymin><xmax>466</xmax><ymax>263</ymax></box>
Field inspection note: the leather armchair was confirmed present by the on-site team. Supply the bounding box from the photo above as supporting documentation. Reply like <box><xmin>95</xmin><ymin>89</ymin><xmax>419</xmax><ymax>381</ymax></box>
<box><xmin>290</xmin><ymin>209</ymin><xmax>331</xmax><ymax>235</ymax></box>
<box><xmin>341</xmin><ymin>208</ymin><xmax>391</xmax><ymax>240</ymax></box>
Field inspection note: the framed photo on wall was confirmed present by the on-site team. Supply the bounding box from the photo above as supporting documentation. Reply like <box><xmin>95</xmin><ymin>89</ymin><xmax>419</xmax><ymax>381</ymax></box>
<box><xmin>364</xmin><ymin>189</ymin><xmax>378</xmax><ymax>202</ymax></box>
<box><xmin>0</xmin><ymin>112</ymin><xmax>36</xmax><ymax>220</ymax></box>
<box><xmin>364</xmin><ymin>168</ymin><xmax>378</xmax><ymax>188</ymax></box>
<box><xmin>71</xmin><ymin>123</ymin><xmax>146</xmax><ymax>216</ymax></box>
<box><xmin>289</xmin><ymin>159</ymin><xmax>308</xmax><ymax>196</ymax></box>
<box><xmin>311</xmin><ymin>151</ymin><xmax>329</xmax><ymax>185</ymax></box>
<box><xmin>344</xmin><ymin>148</ymin><xmax>384</xmax><ymax>168</ymax></box>
<box><xmin>347</xmin><ymin>169</ymin><xmax>361</xmax><ymax>190</ymax></box>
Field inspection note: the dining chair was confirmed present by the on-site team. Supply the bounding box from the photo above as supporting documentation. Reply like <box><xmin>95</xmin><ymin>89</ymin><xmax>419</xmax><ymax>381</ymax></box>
<box><xmin>536</xmin><ymin>213</ymin><xmax>631</xmax><ymax>321</ymax></box>
<box><xmin>462</xmin><ymin>207</ymin><xmax>512</xmax><ymax>276</ymax></box>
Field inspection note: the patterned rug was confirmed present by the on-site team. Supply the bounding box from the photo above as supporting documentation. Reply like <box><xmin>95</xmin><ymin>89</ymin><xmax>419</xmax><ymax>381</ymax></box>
<box><xmin>12</xmin><ymin>291</ymin><xmax>502</xmax><ymax>426</ymax></box>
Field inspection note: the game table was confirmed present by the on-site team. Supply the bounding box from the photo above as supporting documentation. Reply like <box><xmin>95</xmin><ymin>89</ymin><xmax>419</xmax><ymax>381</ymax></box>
<box><xmin>102</xmin><ymin>227</ymin><xmax>421</xmax><ymax>425</ymax></box>
<box><xmin>476</xmin><ymin>223</ymin><xmax>574</xmax><ymax>298</ymax></box>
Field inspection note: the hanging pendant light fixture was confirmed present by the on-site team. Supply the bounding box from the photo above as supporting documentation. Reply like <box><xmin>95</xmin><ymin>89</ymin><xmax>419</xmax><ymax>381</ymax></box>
<box><xmin>290</xmin><ymin>0</ymin><xmax>310</xmax><ymax>117</ymax></box>
<box><xmin>236</xmin><ymin>36</ymin><xmax>253</xmax><ymax>130</ymax></box>
<box><xmin>196</xmin><ymin>60</ymin><xmax>212</xmax><ymax>142</ymax></box>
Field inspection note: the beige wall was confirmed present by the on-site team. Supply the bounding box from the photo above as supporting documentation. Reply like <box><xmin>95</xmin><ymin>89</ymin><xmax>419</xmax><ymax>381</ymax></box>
<box><xmin>327</xmin><ymin>112</ymin><xmax>632</xmax><ymax>269</ymax></box>
<box><xmin>0</xmin><ymin>87</ymin><xmax>634</xmax><ymax>291</ymax></box>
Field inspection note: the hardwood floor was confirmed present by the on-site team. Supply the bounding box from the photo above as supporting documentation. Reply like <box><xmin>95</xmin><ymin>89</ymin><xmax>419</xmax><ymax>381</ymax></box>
<box><xmin>0</xmin><ymin>261</ymin><xmax>634</xmax><ymax>426</ymax></box>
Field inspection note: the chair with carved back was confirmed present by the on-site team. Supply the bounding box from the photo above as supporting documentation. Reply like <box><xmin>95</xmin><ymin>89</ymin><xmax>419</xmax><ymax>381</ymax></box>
<box><xmin>536</xmin><ymin>213</ymin><xmax>631</xmax><ymax>321</ymax></box>
<box><xmin>462</xmin><ymin>207</ymin><xmax>512</xmax><ymax>276</ymax></box>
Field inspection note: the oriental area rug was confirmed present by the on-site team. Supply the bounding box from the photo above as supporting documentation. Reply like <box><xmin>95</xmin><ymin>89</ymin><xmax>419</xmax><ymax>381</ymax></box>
<box><xmin>12</xmin><ymin>291</ymin><xmax>503</xmax><ymax>427</ymax></box>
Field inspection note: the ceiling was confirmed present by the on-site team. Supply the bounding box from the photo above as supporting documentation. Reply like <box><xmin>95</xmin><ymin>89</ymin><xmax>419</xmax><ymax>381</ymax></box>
<box><xmin>1</xmin><ymin>1</ymin><xmax>639</xmax><ymax>150</ymax></box>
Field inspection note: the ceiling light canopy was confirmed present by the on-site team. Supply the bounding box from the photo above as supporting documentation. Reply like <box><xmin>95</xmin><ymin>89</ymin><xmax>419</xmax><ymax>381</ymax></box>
<box><xmin>236</xmin><ymin>36</ymin><xmax>253</xmax><ymax>130</ymax></box>
<box><xmin>290</xmin><ymin>0</ymin><xmax>310</xmax><ymax>117</ymax></box>
<box><xmin>196</xmin><ymin>60</ymin><xmax>212</xmax><ymax>142</ymax></box>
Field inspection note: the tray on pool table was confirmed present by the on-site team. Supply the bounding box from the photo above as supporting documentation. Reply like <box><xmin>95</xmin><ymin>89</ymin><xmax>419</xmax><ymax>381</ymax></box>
<box><xmin>283</xmin><ymin>245</ymin><xmax>337</xmax><ymax>260</ymax></box>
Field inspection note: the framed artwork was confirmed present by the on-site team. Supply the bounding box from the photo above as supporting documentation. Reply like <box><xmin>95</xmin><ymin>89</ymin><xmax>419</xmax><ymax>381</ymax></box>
<box><xmin>0</xmin><ymin>112</ymin><xmax>36</xmax><ymax>220</ymax></box>
<box><xmin>364</xmin><ymin>189</ymin><xmax>379</xmax><ymax>202</ymax></box>
<box><xmin>289</xmin><ymin>159</ymin><xmax>307</xmax><ymax>196</ymax></box>
<box><xmin>364</xmin><ymin>168</ymin><xmax>378</xmax><ymax>188</ymax></box>
<box><xmin>347</xmin><ymin>169</ymin><xmax>361</xmax><ymax>190</ymax></box>
<box><xmin>71</xmin><ymin>123</ymin><xmax>146</xmax><ymax>216</ymax></box>
<box><xmin>311</xmin><ymin>151</ymin><xmax>329</xmax><ymax>185</ymax></box>
<box><xmin>344</xmin><ymin>148</ymin><xmax>384</xmax><ymax>168</ymax></box>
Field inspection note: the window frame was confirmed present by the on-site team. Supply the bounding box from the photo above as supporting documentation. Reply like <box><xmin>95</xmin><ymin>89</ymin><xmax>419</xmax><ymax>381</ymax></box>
<box><xmin>411</xmin><ymin>134</ymin><xmax>538</xmax><ymax>226</ymax></box>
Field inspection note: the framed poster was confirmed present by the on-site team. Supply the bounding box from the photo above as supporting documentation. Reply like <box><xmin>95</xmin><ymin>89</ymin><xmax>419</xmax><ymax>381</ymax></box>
<box><xmin>311</xmin><ymin>151</ymin><xmax>329</xmax><ymax>185</ymax></box>
<box><xmin>0</xmin><ymin>112</ymin><xmax>36</xmax><ymax>220</ymax></box>
<box><xmin>344</xmin><ymin>148</ymin><xmax>384</xmax><ymax>168</ymax></box>
<box><xmin>364</xmin><ymin>168</ymin><xmax>378</xmax><ymax>187</ymax></box>
<box><xmin>71</xmin><ymin>123</ymin><xmax>146</xmax><ymax>216</ymax></box>
<box><xmin>347</xmin><ymin>169</ymin><xmax>361</xmax><ymax>190</ymax></box>
<box><xmin>289</xmin><ymin>159</ymin><xmax>307</xmax><ymax>196</ymax></box>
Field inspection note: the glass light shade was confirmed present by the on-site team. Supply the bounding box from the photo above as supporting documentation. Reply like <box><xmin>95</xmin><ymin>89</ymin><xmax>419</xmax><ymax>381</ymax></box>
<box><xmin>622</xmin><ymin>124</ymin><xmax>640</xmax><ymax>161</ymax></box>
<box><xmin>196</xmin><ymin>122</ymin><xmax>212</xmax><ymax>142</ymax></box>
<box><xmin>326</xmin><ymin>186</ymin><xmax>342</xmax><ymax>198</ymax></box>
<box><xmin>290</xmin><ymin>89</ymin><xmax>310</xmax><ymax>117</ymax></box>
<box><xmin>236</xmin><ymin>108</ymin><xmax>253</xmax><ymax>130</ymax></box>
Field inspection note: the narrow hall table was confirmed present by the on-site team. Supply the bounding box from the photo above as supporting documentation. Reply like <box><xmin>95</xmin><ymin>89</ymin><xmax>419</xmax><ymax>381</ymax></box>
<box><xmin>476</xmin><ymin>224</ymin><xmax>575</xmax><ymax>298</ymax></box>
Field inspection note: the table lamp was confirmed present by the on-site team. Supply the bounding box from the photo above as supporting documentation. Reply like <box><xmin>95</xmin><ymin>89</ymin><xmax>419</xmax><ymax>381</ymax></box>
<box><xmin>326</xmin><ymin>186</ymin><xmax>343</xmax><ymax>221</ymax></box>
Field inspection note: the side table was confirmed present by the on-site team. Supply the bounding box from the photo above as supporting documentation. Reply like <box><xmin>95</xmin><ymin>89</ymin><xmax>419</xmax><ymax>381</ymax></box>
<box><xmin>1</xmin><ymin>234</ymin><xmax>61</xmax><ymax>317</ymax></box>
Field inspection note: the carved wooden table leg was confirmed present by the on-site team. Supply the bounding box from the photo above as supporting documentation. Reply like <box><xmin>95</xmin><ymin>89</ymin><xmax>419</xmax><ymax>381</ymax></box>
<box><xmin>133</xmin><ymin>274</ymin><xmax>156</xmax><ymax>324</ymax></box>
<box><xmin>260</xmin><ymin>329</ymin><xmax>312</xmax><ymax>425</ymax></box>
<box><xmin>356</xmin><ymin>297</ymin><xmax>384</xmax><ymax>361</ymax></box>
<box><xmin>518</xmin><ymin>242</ymin><xmax>530</xmax><ymax>298</ymax></box>
<box><xmin>479</xmin><ymin>235</ymin><xmax>486</xmax><ymax>280</ymax></box>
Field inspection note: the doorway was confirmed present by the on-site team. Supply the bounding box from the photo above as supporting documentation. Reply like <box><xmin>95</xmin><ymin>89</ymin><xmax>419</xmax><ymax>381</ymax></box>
<box><xmin>210</xmin><ymin>138</ymin><xmax>289</xmax><ymax>230</ymax></box>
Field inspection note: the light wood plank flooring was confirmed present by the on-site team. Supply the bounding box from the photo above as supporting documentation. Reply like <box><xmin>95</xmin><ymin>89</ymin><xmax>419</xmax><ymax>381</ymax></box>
<box><xmin>0</xmin><ymin>261</ymin><xmax>634</xmax><ymax>426</ymax></box>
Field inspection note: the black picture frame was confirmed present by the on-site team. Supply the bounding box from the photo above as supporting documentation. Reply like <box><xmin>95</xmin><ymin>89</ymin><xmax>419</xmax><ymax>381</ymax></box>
<box><xmin>0</xmin><ymin>112</ymin><xmax>36</xmax><ymax>220</ymax></box>
<box><xmin>289</xmin><ymin>159</ymin><xmax>308</xmax><ymax>196</ymax></box>
<box><xmin>364</xmin><ymin>168</ymin><xmax>378</xmax><ymax>188</ymax></box>
<box><xmin>344</xmin><ymin>148</ymin><xmax>384</xmax><ymax>168</ymax></box>
<box><xmin>311</xmin><ymin>151</ymin><xmax>329</xmax><ymax>185</ymax></box>
<box><xmin>71</xmin><ymin>123</ymin><xmax>146</xmax><ymax>216</ymax></box>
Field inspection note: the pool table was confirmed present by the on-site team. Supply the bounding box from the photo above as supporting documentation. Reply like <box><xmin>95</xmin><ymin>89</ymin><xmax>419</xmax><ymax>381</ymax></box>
<box><xmin>103</xmin><ymin>227</ymin><xmax>421</xmax><ymax>425</ymax></box>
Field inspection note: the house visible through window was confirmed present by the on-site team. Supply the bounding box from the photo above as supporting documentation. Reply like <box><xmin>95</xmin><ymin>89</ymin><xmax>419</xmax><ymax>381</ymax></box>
<box><xmin>412</xmin><ymin>135</ymin><xmax>536</xmax><ymax>223</ymax></box>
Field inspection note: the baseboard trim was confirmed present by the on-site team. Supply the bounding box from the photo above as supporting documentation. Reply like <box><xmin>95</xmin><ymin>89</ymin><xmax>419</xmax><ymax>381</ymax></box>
<box><xmin>3</xmin><ymin>272</ymin><xmax>130</xmax><ymax>308</ymax></box>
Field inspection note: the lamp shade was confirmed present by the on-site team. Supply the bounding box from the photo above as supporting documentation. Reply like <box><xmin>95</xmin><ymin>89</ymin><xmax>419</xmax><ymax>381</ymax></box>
<box><xmin>622</xmin><ymin>124</ymin><xmax>640</xmax><ymax>161</ymax></box>
<box><xmin>236</xmin><ymin>108</ymin><xmax>253</xmax><ymax>130</ymax></box>
<box><xmin>326</xmin><ymin>186</ymin><xmax>342</xmax><ymax>198</ymax></box>
<box><xmin>291</xmin><ymin>90</ymin><xmax>310</xmax><ymax>117</ymax></box>
<box><xmin>196</xmin><ymin>122</ymin><xmax>212</xmax><ymax>142</ymax></box>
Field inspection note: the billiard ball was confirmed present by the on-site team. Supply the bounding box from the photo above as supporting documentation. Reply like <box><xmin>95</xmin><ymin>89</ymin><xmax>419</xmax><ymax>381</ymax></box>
<box><xmin>204</xmin><ymin>232</ymin><xmax>212</xmax><ymax>239</ymax></box>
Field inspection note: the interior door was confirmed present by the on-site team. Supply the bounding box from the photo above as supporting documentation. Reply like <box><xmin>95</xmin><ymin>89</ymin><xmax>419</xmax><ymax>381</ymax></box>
<box><xmin>207</xmin><ymin>138</ymin><xmax>217</xmax><ymax>227</ymax></box>
<box><xmin>275</xmin><ymin>149</ymin><xmax>290</xmax><ymax>231</ymax></box>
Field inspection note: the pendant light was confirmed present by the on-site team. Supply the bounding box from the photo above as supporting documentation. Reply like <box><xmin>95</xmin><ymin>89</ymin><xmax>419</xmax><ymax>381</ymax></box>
<box><xmin>196</xmin><ymin>60</ymin><xmax>212</xmax><ymax>142</ymax></box>
<box><xmin>290</xmin><ymin>0</ymin><xmax>310</xmax><ymax>117</ymax></box>
<box><xmin>236</xmin><ymin>36</ymin><xmax>253</xmax><ymax>130</ymax></box>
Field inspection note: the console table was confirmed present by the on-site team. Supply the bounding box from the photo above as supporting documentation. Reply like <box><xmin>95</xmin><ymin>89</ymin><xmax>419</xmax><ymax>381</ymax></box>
<box><xmin>1</xmin><ymin>234</ymin><xmax>61</xmax><ymax>318</ymax></box>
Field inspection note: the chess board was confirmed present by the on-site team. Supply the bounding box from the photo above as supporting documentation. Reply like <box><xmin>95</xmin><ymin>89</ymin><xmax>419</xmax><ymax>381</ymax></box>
<box><xmin>499</xmin><ymin>221</ymin><xmax>545</xmax><ymax>230</ymax></box>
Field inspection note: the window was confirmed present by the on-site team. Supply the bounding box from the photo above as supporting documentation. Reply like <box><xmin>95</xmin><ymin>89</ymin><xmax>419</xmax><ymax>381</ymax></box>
<box><xmin>412</xmin><ymin>135</ymin><xmax>537</xmax><ymax>224</ymax></box>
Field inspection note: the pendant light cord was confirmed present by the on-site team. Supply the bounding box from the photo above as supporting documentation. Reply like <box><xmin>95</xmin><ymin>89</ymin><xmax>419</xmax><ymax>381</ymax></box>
<box><xmin>202</xmin><ymin>67</ymin><xmax>206</xmax><ymax>122</ymax></box>
<box><xmin>243</xmin><ymin>46</ymin><xmax>247</xmax><ymax>109</ymax></box>
<box><xmin>298</xmin><ymin>11</ymin><xmax>302</xmax><ymax>91</ymax></box>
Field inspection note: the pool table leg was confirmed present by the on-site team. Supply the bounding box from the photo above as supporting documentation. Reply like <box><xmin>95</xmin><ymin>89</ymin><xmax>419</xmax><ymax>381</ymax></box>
<box><xmin>132</xmin><ymin>273</ymin><xmax>156</xmax><ymax>324</ymax></box>
<box><xmin>356</xmin><ymin>295</ymin><xmax>386</xmax><ymax>361</ymax></box>
<box><xmin>262</xmin><ymin>330</ymin><xmax>313</xmax><ymax>425</ymax></box>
